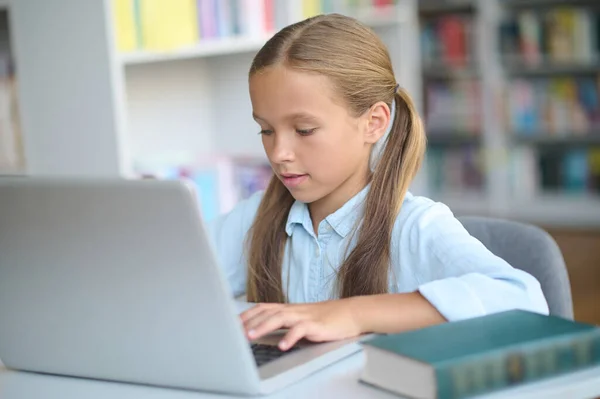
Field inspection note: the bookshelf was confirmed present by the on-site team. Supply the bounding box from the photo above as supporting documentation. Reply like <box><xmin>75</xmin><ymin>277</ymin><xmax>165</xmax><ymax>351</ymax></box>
<box><xmin>418</xmin><ymin>0</ymin><xmax>600</xmax><ymax>227</ymax></box>
<box><xmin>495</xmin><ymin>0</ymin><xmax>600</xmax><ymax>227</ymax></box>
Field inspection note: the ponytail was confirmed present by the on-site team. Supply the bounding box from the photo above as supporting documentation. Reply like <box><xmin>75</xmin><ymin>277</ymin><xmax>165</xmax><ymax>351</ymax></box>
<box><xmin>337</xmin><ymin>87</ymin><xmax>426</xmax><ymax>298</ymax></box>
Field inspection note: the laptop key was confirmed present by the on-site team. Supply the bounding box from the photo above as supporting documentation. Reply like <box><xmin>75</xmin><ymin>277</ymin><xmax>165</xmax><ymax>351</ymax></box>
<box><xmin>251</xmin><ymin>343</ymin><xmax>301</xmax><ymax>367</ymax></box>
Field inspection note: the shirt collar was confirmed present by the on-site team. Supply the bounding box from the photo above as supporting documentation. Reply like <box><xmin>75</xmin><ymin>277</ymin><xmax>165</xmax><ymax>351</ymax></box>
<box><xmin>285</xmin><ymin>184</ymin><xmax>370</xmax><ymax>238</ymax></box>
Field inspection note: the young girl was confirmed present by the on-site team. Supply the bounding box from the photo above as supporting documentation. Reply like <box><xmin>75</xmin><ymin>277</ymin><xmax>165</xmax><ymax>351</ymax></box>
<box><xmin>208</xmin><ymin>14</ymin><xmax>548</xmax><ymax>351</ymax></box>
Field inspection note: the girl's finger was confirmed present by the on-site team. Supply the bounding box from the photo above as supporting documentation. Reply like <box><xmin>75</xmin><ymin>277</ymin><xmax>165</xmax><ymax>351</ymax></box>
<box><xmin>278</xmin><ymin>322</ymin><xmax>310</xmax><ymax>351</ymax></box>
<box><xmin>243</xmin><ymin>308</ymin><xmax>280</xmax><ymax>333</ymax></box>
<box><xmin>248</xmin><ymin>310</ymin><xmax>299</xmax><ymax>340</ymax></box>
<box><xmin>240</xmin><ymin>303</ymin><xmax>280</xmax><ymax>323</ymax></box>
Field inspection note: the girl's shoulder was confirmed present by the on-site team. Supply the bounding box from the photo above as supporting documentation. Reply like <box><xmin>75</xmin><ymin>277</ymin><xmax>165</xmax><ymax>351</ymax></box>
<box><xmin>394</xmin><ymin>191</ymin><xmax>457</xmax><ymax>234</ymax></box>
<box><xmin>207</xmin><ymin>190</ymin><xmax>265</xmax><ymax>236</ymax></box>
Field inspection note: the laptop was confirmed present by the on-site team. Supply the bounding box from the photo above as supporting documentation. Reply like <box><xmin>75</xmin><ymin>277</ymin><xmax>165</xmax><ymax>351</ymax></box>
<box><xmin>0</xmin><ymin>177</ymin><xmax>363</xmax><ymax>395</ymax></box>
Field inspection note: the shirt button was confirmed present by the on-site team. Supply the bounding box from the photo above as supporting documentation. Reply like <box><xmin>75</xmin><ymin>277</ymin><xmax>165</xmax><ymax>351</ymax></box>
<box><xmin>315</xmin><ymin>247</ymin><xmax>320</xmax><ymax>257</ymax></box>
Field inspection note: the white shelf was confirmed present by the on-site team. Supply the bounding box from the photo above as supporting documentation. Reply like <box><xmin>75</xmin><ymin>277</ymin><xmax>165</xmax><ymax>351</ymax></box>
<box><xmin>435</xmin><ymin>192</ymin><xmax>600</xmax><ymax>228</ymax></box>
<box><xmin>433</xmin><ymin>191</ymin><xmax>492</xmax><ymax>216</ymax></box>
<box><xmin>120</xmin><ymin>35</ymin><xmax>273</xmax><ymax>66</ymax></box>
<box><xmin>506</xmin><ymin>195</ymin><xmax>600</xmax><ymax>229</ymax></box>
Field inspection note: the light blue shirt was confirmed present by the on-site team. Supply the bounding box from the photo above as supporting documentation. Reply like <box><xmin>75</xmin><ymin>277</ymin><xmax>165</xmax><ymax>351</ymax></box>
<box><xmin>208</xmin><ymin>186</ymin><xmax>549</xmax><ymax>321</ymax></box>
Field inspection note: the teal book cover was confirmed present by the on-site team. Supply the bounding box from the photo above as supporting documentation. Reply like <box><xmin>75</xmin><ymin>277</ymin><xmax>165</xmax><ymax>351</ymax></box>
<box><xmin>362</xmin><ymin>310</ymin><xmax>600</xmax><ymax>399</ymax></box>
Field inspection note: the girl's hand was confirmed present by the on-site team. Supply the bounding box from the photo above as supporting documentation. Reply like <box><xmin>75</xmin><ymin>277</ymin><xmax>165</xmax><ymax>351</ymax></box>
<box><xmin>240</xmin><ymin>298</ymin><xmax>362</xmax><ymax>351</ymax></box>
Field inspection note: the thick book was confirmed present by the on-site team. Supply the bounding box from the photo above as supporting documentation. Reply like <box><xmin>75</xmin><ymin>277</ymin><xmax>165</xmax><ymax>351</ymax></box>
<box><xmin>360</xmin><ymin>310</ymin><xmax>600</xmax><ymax>399</ymax></box>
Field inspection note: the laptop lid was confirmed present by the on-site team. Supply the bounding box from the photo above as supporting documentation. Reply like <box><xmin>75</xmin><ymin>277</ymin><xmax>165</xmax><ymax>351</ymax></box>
<box><xmin>0</xmin><ymin>178</ymin><xmax>261</xmax><ymax>394</ymax></box>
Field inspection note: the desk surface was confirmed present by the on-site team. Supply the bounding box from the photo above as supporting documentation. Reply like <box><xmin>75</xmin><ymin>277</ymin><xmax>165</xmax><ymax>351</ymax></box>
<box><xmin>2</xmin><ymin>352</ymin><xmax>600</xmax><ymax>399</ymax></box>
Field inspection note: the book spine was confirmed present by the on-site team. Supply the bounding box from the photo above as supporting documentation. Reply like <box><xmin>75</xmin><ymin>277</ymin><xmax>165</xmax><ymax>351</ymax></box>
<box><xmin>500</xmin><ymin>6</ymin><xmax>599</xmax><ymax>65</ymax></box>
<box><xmin>436</xmin><ymin>330</ymin><xmax>600</xmax><ymax>399</ymax></box>
<box><xmin>112</xmin><ymin>0</ymin><xmax>138</xmax><ymax>52</ymax></box>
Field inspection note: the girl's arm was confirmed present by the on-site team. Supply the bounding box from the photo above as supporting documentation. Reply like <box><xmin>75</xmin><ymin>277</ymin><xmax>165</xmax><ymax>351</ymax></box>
<box><xmin>351</xmin><ymin>292</ymin><xmax>445</xmax><ymax>334</ymax></box>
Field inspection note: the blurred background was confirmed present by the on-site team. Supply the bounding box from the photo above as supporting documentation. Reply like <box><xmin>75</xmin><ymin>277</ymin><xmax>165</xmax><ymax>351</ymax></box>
<box><xmin>0</xmin><ymin>0</ymin><xmax>598</xmax><ymax>324</ymax></box>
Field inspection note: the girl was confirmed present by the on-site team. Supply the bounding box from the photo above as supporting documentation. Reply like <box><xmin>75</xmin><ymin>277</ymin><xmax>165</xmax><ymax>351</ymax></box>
<box><xmin>208</xmin><ymin>14</ymin><xmax>548</xmax><ymax>351</ymax></box>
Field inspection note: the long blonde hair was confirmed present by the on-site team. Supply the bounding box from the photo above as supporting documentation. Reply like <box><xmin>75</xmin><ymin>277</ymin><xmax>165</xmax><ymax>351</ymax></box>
<box><xmin>246</xmin><ymin>14</ymin><xmax>426</xmax><ymax>302</ymax></box>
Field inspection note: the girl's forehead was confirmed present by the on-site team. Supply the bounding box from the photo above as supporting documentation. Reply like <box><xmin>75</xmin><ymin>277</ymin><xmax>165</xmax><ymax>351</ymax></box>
<box><xmin>251</xmin><ymin>66</ymin><xmax>332</xmax><ymax>92</ymax></box>
<box><xmin>249</xmin><ymin>66</ymin><xmax>342</xmax><ymax>110</ymax></box>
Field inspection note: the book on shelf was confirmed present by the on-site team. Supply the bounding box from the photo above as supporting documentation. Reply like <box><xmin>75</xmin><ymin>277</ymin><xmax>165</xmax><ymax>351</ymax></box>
<box><xmin>112</xmin><ymin>0</ymin><xmax>400</xmax><ymax>54</ymax></box>
<box><xmin>134</xmin><ymin>155</ymin><xmax>272</xmax><ymax>221</ymax></box>
<box><xmin>509</xmin><ymin>146</ymin><xmax>600</xmax><ymax>197</ymax></box>
<box><xmin>420</xmin><ymin>14</ymin><xmax>475</xmax><ymax>70</ymax></box>
<box><xmin>425</xmin><ymin>79</ymin><xmax>481</xmax><ymax>135</ymax></box>
<box><xmin>427</xmin><ymin>146</ymin><xmax>484</xmax><ymax>195</ymax></box>
<box><xmin>360</xmin><ymin>309</ymin><xmax>600</xmax><ymax>399</ymax></box>
<box><xmin>506</xmin><ymin>75</ymin><xmax>600</xmax><ymax>135</ymax></box>
<box><xmin>499</xmin><ymin>5</ymin><xmax>600</xmax><ymax>67</ymax></box>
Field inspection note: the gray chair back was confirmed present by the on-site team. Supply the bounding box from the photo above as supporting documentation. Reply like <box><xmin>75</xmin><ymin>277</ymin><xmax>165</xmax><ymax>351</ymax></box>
<box><xmin>458</xmin><ymin>216</ymin><xmax>573</xmax><ymax>320</ymax></box>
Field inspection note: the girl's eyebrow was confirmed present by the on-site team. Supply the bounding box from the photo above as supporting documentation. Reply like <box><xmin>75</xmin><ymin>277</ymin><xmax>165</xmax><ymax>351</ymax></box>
<box><xmin>288</xmin><ymin>112</ymin><xmax>319</xmax><ymax>122</ymax></box>
<box><xmin>252</xmin><ymin>112</ymin><xmax>320</xmax><ymax>124</ymax></box>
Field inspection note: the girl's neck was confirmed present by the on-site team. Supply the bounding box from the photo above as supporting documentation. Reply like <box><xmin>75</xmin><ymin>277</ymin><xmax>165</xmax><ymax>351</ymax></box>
<box><xmin>308</xmin><ymin>169</ymin><xmax>370</xmax><ymax>235</ymax></box>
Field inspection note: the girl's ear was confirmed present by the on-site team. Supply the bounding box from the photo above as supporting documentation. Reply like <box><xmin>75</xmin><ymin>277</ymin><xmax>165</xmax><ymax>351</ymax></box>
<box><xmin>363</xmin><ymin>101</ymin><xmax>391</xmax><ymax>144</ymax></box>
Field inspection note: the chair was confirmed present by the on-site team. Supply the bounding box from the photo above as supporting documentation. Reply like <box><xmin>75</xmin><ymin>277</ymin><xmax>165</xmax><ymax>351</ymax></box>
<box><xmin>458</xmin><ymin>216</ymin><xmax>574</xmax><ymax>320</ymax></box>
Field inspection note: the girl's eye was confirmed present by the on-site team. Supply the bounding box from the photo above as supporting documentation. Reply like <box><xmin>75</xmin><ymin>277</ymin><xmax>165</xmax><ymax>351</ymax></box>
<box><xmin>297</xmin><ymin>128</ymin><xmax>316</xmax><ymax>136</ymax></box>
<box><xmin>258</xmin><ymin>129</ymin><xmax>274</xmax><ymax>135</ymax></box>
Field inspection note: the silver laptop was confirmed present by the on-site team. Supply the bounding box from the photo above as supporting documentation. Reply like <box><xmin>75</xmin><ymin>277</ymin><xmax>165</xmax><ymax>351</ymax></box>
<box><xmin>0</xmin><ymin>177</ymin><xmax>363</xmax><ymax>395</ymax></box>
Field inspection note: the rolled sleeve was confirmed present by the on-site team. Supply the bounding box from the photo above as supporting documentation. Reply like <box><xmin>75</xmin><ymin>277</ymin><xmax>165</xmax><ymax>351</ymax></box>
<box><xmin>407</xmin><ymin>201</ymin><xmax>549</xmax><ymax>321</ymax></box>
<box><xmin>419</xmin><ymin>270</ymin><xmax>549</xmax><ymax>321</ymax></box>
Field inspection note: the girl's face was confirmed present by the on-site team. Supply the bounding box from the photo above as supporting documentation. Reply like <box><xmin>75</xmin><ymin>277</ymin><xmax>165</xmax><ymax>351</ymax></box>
<box><xmin>249</xmin><ymin>65</ymin><xmax>387</xmax><ymax>213</ymax></box>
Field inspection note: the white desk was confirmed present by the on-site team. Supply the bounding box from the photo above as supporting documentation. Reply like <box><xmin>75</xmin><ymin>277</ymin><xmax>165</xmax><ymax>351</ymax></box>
<box><xmin>1</xmin><ymin>353</ymin><xmax>600</xmax><ymax>399</ymax></box>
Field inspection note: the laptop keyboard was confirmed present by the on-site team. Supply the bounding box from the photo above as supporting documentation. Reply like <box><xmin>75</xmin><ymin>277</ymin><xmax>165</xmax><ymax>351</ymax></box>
<box><xmin>251</xmin><ymin>343</ymin><xmax>301</xmax><ymax>367</ymax></box>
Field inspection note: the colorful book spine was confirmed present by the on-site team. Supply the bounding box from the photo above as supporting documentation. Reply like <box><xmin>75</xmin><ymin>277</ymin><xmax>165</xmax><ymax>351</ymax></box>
<box><xmin>500</xmin><ymin>6</ymin><xmax>600</xmax><ymax>66</ymax></box>
<box><xmin>510</xmin><ymin>147</ymin><xmax>600</xmax><ymax>195</ymax></box>
<box><xmin>425</xmin><ymin>79</ymin><xmax>481</xmax><ymax>135</ymax></box>
<box><xmin>198</xmin><ymin>0</ymin><xmax>217</xmax><ymax>39</ymax></box>
<box><xmin>427</xmin><ymin>146</ymin><xmax>485</xmax><ymax>195</ymax></box>
<box><xmin>139</xmin><ymin>0</ymin><xmax>198</xmax><ymax>51</ymax></box>
<box><xmin>507</xmin><ymin>76</ymin><xmax>600</xmax><ymax>135</ymax></box>
<box><xmin>420</xmin><ymin>15</ymin><xmax>474</xmax><ymax>69</ymax></box>
<box><xmin>115</xmin><ymin>0</ymin><xmax>405</xmax><ymax>53</ymax></box>
<box><xmin>112</xmin><ymin>0</ymin><xmax>141</xmax><ymax>52</ymax></box>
